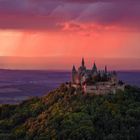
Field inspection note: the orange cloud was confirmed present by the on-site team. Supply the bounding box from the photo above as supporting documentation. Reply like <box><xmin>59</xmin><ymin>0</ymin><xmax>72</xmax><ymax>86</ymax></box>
<box><xmin>0</xmin><ymin>29</ymin><xmax>139</xmax><ymax>70</ymax></box>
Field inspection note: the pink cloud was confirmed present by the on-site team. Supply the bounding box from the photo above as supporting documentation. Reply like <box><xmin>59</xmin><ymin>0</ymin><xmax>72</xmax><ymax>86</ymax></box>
<box><xmin>0</xmin><ymin>0</ymin><xmax>139</xmax><ymax>31</ymax></box>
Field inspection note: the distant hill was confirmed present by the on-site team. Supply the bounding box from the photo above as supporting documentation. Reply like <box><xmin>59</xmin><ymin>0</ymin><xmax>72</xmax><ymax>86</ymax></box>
<box><xmin>0</xmin><ymin>84</ymin><xmax>140</xmax><ymax>140</ymax></box>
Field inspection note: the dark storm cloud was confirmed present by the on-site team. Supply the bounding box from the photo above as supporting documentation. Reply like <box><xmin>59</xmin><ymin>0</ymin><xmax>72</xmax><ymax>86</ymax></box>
<box><xmin>0</xmin><ymin>0</ymin><xmax>139</xmax><ymax>31</ymax></box>
<box><xmin>77</xmin><ymin>2</ymin><xmax>140</xmax><ymax>25</ymax></box>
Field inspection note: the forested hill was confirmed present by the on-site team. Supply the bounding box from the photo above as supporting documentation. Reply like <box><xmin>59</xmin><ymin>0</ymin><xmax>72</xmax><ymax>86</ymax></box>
<box><xmin>0</xmin><ymin>84</ymin><xmax>140</xmax><ymax>140</ymax></box>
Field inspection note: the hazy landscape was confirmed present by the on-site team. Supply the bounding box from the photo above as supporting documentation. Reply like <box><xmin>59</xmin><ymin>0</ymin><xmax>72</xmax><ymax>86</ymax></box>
<box><xmin>0</xmin><ymin>69</ymin><xmax>139</xmax><ymax>104</ymax></box>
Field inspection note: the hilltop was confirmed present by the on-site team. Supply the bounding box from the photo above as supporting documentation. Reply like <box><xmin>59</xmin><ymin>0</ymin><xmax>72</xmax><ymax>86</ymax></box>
<box><xmin>0</xmin><ymin>84</ymin><xmax>140</xmax><ymax>140</ymax></box>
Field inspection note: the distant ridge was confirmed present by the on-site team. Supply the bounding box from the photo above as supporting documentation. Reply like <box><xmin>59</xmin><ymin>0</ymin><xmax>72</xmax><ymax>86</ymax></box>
<box><xmin>0</xmin><ymin>56</ymin><xmax>140</xmax><ymax>71</ymax></box>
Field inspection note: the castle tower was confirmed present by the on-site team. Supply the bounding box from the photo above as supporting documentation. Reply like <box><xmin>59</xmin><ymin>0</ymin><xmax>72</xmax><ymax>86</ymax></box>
<box><xmin>82</xmin><ymin>58</ymin><xmax>85</xmax><ymax>67</ymax></box>
<box><xmin>78</xmin><ymin>58</ymin><xmax>86</xmax><ymax>74</ymax></box>
<box><xmin>72</xmin><ymin>65</ymin><xmax>79</xmax><ymax>84</ymax></box>
<box><xmin>92</xmin><ymin>62</ymin><xmax>97</xmax><ymax>73</ymax></box>
<box><xmin>111</xmin><ymin>71</ymin><xmax>118</xmax><ymax>84</ymax></box>
<box><xmin>105</xmin><ymin>65</ymin><xmax>107</xmax><ymax>73</ymax></box>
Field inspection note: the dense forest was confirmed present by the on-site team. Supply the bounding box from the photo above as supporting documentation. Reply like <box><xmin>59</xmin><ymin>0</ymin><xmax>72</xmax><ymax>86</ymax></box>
<box><xmin>0</xmin><ymin>84</ymin><xmax>140</xmax><ymax>140</ymax></box>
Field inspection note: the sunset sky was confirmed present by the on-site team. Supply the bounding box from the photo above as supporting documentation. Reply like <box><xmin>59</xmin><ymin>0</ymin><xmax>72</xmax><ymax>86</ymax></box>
<box><xmin>0</xmin><ymin>0</ymin><xmax>140</xmax><ymax>70</ymax></box>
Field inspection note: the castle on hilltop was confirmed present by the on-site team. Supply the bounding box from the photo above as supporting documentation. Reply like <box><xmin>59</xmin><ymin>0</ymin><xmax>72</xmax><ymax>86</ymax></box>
<box><xmin>72</xmin><ymin>58</ymin><xmax>117</xmax><ymax>85</ymax></box>
<box><xmin>67</xmin><ymin>58</ymin><xmax>125</xmax><ymax>95</ymax></box>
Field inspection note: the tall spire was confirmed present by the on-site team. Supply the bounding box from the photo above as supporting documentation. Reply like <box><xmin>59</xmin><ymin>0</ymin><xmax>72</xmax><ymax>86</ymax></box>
<box><xmin>82</xmin><ymin>57</ymin><xmax>85</xmax><ymax>67</ymax></box>
<box><xmin>105</xmin><ymin>65</ymin><xmax>107</xmax><ymax>73</ymax></box>
<box><xmin>72</xmin><ymin>65</ymin><xmax>78</xmax><ymax>83</ymax></box>
<box><xmin>92</xmin><ymin>62</ymin><xmax>97</xmax><ymax>72</ymax></box>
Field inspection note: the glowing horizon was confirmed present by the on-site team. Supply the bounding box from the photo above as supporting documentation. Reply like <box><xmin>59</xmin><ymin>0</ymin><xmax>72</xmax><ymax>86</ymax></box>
<box><xmin>0</xmin><ymin>0</ymin><xmax>139</xmax><ymax>70</ymax></box>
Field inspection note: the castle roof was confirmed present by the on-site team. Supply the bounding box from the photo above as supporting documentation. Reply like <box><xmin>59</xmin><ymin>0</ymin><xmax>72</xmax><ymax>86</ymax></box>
<box><xmin>92</xmin><ymin>62</ymin><xmax>97</xmax><ymax>72</ymax></box>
